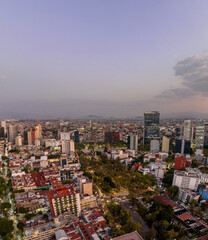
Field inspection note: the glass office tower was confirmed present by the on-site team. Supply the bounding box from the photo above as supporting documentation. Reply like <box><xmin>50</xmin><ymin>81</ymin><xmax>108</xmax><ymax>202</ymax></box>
<box><xmin>144</xmin><ymin>111</ymin><xmax>160</xmax><ymax>144</ymax></box>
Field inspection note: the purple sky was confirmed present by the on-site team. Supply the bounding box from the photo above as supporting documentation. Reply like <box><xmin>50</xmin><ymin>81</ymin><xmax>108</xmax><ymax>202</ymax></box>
<box><xmin>1</xmin><ymin>0</ymin><xmax>208</xmax><ymax>118</ymax></box>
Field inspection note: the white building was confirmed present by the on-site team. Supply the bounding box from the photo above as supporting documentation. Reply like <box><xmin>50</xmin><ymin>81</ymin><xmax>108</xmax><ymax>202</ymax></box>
<box><xmin>172</xmin><ymin>169</ymin><xmax>201</xmax><ymax>191</ymax></box>
<box><xmin>60</xmin><ymin>132</ymin><xmax>70</xmax><ymax>141</ymax></box>
<box><xmin>155</xmin><ymin>168</ymin><xmax>165</xmax><ymax>179</ymax></box>
<box><xmin>62</xmin><ymin>140</ymin><xmax>75</xmax><ymax>155</ymax></box>
<box><xmin>183</xmin><ymin>120</ymin><xmax>192</xmax><ymax>141</ymax></box>
<box><xmin>128</xmin><ymin>134</ymin><xmax>138</xmax><ymax>151</ymax></box>
<box><xmin>150</xmin><ymin>140</ymin><xmax>160</xmax><ymax>153</ymax></box>
<box><xmin>178</xmin><ymin>188</ymin><xmax>199</xmax><ymax>203</ymax></box>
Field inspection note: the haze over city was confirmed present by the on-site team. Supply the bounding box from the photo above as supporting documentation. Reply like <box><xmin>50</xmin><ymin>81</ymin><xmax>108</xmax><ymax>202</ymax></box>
<box><xmin>2</xmin><ymin>2</ymin><xmax>208</xmax><ymax>240</ymax></box>
<box><xmin>1</xmin><ymin>1</ymin><xmax>208</xmax><ymax>118</ymax></box>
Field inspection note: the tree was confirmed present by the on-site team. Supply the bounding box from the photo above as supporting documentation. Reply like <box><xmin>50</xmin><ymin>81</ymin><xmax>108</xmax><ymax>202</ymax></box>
<box><xmin>0</xmin><ymin>202</ymin><xmax>11</xmax><ymax>216</ymax></box>
<box><xmin>43</xmin><ymin>213</ymin><xmax>49</xmax><ymax>221</ymax></box>
<box><xmin>0</xmin><ymin>218</ymin><xmax>14</xmax><ymax>238</ymax></box>
<box><xmin>63</xmin><ymin>179</ymin><xmax>73</xmax><ymax>184</ymax></box>
<box><xmin>163</xmin><ymin>169</ymin><xmax>174</xmax><ymax>187</ymax></box>
<box><xmin>121</xmin><ymin>219</ymin><xmax>141</xmax><ymax>233</ymax></box>
<box><xmin>146</xmin><ymin>226</ymin><xmax>157</xmax><ymax>240</ymax></box>
<box><xmin>167</xmin><ymin>185</ymin><xmax>179</xmax><ymax>199</ymax></box>
<box><xmin>17</xmin><ymin>221</ymin><xmax>24</xmax><ymax>231</ymax></box>
<box><xmin>18</xmin><ymin>207</ymin><xmax>29</xmax><ymax>214</ymax></box>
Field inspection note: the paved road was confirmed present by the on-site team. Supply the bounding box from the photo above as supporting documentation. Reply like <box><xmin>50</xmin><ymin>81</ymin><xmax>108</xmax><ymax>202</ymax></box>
<box><xmin>123</xmin><ymin>202</ymin><xmax>150</xmax><ymax>238</ymax></box>
<box><xmin>2</xmin><ymin>143</ymin><xmax>22</xmax><ymax>240</ymax></box>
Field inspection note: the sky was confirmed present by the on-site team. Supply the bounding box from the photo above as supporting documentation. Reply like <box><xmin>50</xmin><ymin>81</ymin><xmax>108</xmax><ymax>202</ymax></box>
<box><xmin>1</xmin><ymin>0</ymin><xmax>208</xmax><ymax>119</ymax></box>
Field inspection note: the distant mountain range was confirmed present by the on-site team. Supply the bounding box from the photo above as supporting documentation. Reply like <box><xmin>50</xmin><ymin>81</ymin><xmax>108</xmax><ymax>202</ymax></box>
<box><xmin>0</xmin><ymin>111</ymin><xmax>208</xmax><ymax>120</ymax></box>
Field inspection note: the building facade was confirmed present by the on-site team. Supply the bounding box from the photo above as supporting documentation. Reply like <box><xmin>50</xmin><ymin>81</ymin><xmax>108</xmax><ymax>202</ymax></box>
<box><xmin>144</xmin><ymin>111</ymin><xmax>160</xmax><ymax>144</ymax></box>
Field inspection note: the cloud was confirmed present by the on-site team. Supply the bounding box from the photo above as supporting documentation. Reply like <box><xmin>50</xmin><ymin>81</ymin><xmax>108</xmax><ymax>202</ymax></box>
<box><xmin>157</xmin><ymin>51</ymin><xmax>208</xmax><ymax>99</ymax></box>
<box><xmin>156</xmin><ymin>88</ymin><xmax>194</xmax><ymax>99</ymax></box>
<box><xmin>174</xmin><ymin>53</ymin><xmax>208</xmax><ymax>95</ymax></box>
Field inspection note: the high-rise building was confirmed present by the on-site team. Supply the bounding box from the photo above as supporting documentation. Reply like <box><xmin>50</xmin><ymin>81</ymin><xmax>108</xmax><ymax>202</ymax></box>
<box><xmin>1</xmin><ymin>121</ymin><xmax>7</xmax><ymax>136</ymax></box>
<box><xmin>0</xmin><ymin>127</ymin><xmax>4</xmax><ymax>138</ymax></box>
<box><xmin>34</xmin><ymin>124</ymin><xmax>42</xmax><ymax>140</ymax></box>
<box><xmin>15</xmin><ymin>135</ymin><xmax>22</xmax><ymax>146</ymax></box>
<box><xmin>23</xmin><ymin>131</ymin><xmax>28</xmax><ymax>145</ymax></box>
<box><xmin>69</xmin><ymin>140</ymin><xmax>75</xmax><ymax>155</ymax></box>
<box><xmin>175</xmin><ymin>139</ymin><xmax>191</xmax><ymax>155</ymax></box>
<box><xmin>60</xmin><ymin>132</ymin><xmax>70</xmax><ymax>141</ymax></box>
<box><xmin>7</xmin><ymin>124</ymin><xmax>17</xmax><ymax>143</ymax></box>
<box><xmin>150</xmin><ymin>140</ymin><xmax>160</xmax><ymax>153</ymax></box>
<box><xmin>183</xmin><ymin>120</ymin><xmax>192</xmax><ymax>141</ymax></box>
<box><xmin>62</xmin><ymin>140</ymin><xmax>75</xmax><ymax>155</ymax></box>
<box><xmin>105</xmin><ymin>131</ymin><xmax>120</xmax><ymax>144</ymax></box>
<box><xmin>127</xmin><ymin>134</ymin><xmax>138</xmax><ymax>151</ymax></box>
<box><xmin>74</xmin><ymin>130</ymin><xmax>80</xmax><ymax>143</ymax></box>
<box><xmin>172</xmin><ymin>169</ymin><xmax>201</xmax><ymax>191</ymax></box>
<box><xmin>195</xmin><ymin>120</ymin><xmax>205</xmax><ymax>149</ymax></box>
<box><xmin>162</xmin><ymin>136</ymin><xmax>170</xmax><ymax>153</ymax></box>
<box><xmin>144</xmin><ymin>111</ymin><xmax>160</xmax><ymax>144</ymax></box>
<box><xmin>175</xmin><ymin>124</ymin><xmax>182</xmax><ymax>138</ymax></box>
<box><xmin>204</xmin><ymin>122</ymin><xmax>208</xmax><ymax>147</ymax></box>
<box><xmin>27</xmin><ymin>129</ymin><xmax>36</xmax><ymax>145</ymax></box>
<box><xmin>174</xmin><ymin>155</ymin><xmax>191</xmax><ymax>170</ymax></box>
<box><xmin>79</xmin><ymin>178</ymin><xmax>93</xmax><ymax>196</ymax></box>
<box><xmin>47</xmin><ymin>186</ymin><xmax>81</xmax><ymax>217</ymax></box>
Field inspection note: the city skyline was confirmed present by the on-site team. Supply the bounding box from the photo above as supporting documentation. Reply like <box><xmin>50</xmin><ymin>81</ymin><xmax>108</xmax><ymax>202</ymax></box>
<box><xmin>1</xmin><ymin>1</ymin><xmax>208</xmax><ymax>118</ymax></box>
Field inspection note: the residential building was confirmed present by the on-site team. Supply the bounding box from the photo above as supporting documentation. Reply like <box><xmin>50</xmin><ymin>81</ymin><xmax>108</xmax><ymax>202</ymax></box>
<box><xmin>61</xmin><ymin>132</ymin><xmax>70</xmax><ymax>141</ymax></box>
<box><xmin>172</xmin><ymin>169</ymin><xmax>201</xmax><ymax>191</ymax></box>
<box><xmin>127</xmin><ymin>134</ymin><xmax>138</xmax><ymax>151</ymax></box>
<box><xmin>48</xmin><ymin>186</ymin><xmax>81</xmax><ymax>217</ymax></box>
<box><xmin>7</xmin><ymin>124</ymin><xmax>17</xmax><ymax>143</ymax></box>
<box><xmin>162</xmin><ymin>136</ymin><xmax>170</xmax><ymax>153</ymax></box>
<box><xmin>150</xmin><ymin>140</ymin><xmax>160</xmax><ymax>153</ymax></box>
<box><xmin>174</xmin><ymin>155</ymin><xmax>191</xmax><ymax>170</ymax></box>
<box><xmin>105</xmin><ymin>131</ymin><xmax>120</xmax><ymax>144</ymax></box>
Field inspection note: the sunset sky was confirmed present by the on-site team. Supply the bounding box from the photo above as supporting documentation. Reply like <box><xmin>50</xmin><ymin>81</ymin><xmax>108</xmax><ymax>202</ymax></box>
<box><xmin>1</xmin><ymin>0</ymin><xmax>208</xmax><ymax>118</ymax></box>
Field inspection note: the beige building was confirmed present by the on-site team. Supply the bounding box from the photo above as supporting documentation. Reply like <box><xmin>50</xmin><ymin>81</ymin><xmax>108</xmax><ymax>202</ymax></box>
<box><xmin>80</xmin><ymin>195</ymin><xmax>97</xmax><ymax>210</ymax></box>
<box><xmin>15</xmin><ymin>135</ymin><xmax>23</xmax><ymax>146</ymax></box>
<box><xmin>79</xmin><ymin>178</ymin><xmax>93</xmax><ymax>195</ymax></box>
<box><xmin>35</xmin><ymin>124</ymin><xmax>42</xmax><ymax>139</ymax></box>
<box><xmin>162</xmin><ymin>136</ymin><xmax>170</xmax><ymax>153</ymax></box>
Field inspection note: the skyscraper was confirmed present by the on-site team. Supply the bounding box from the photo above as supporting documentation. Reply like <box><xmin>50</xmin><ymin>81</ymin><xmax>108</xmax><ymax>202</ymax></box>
<box><xmin>175</xmin><ymin>139</ymin><xmax>191</xmax><ymax>155</ymax></box>
<box><xmin>127</xmin><ymin>134</ymin><xmax>138</xmax><ymax>151</ymax></box>
<box><xmin>74</xmin><ymin>130</ymin><xmax>80</xmax><ymax>143</ymax></box>
<box><xmin>27</xmin><ymin>128</ymin><xmax>36</xmax><ymax>145</ymax></box>
<box><xmin>144</xmin><ymin>111</ymin><xmax>160</xmax><ymax>144</ymax></box>
<box><xmin>1</xmin><ymin>121</ymin><xmax>7</xmax><ymax>136</ymax></box>
<box><xmin>105</xmin><ymin>131</ymin><xmax>120</xmax><ymax>144</ymax></box>
<box><xmin>183</xmin><ymin>120</ymin><xmax>192</xmax><ymax>141</ymax></box>
<box><xmin>34</xmin><ymin>124</ymin><xmax>42</xmax><ymax>140</ymax></box>
<box><xmin>7</xmin><ymin>124</ymin><xmax>17</xmax><ymax>143</ymax></box>
<box><xmin>62</xmin><ymin>140</ymin><xmax>75</xmax><ymax>155</ymax></box>
<box><xmin>162</xmin><ymin>136</ymin><xmax>170</xmax><ymax>153</ymax></box>
<box><xmin>195</xmin><ymin>120</ymin><xmax>205</xmax><ymax>149</ymax></box>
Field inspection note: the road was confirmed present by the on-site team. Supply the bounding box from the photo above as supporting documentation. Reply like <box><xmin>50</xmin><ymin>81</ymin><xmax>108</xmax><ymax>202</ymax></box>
<box><xmin>123</xmin><ymin>202</ymin><xmax>150</xmax><ymax>238</ymax></box>
<box><xmin>2</xmin><ymin>143</ymin><xmax>22</xmax><ymax>240</ymax></box>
